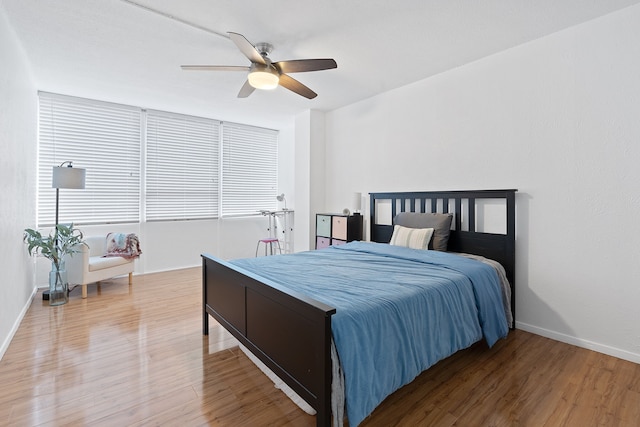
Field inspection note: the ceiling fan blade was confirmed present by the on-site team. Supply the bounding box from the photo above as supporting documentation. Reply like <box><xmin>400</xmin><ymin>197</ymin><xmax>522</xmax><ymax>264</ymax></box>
<box><xmin>181</xmin><ymin>65</ymin><xmax>250</xmax><ymax>71</ymax></box>
<box><xmin>237</xmin><ymin>80</ymin><xmax>256</xmax><ymax>98</ymax></box>
<box><xmin>228</xmin><ymin>32</ymin><xmax>266</xmax><ymax>65</ymax></box>
<box><xmin>273</xmin><ymin>59</ymin><xmax>337</xmax><ymax>74</ymax></box>
<box><xmin>278</xmin><ymin>74</ymin><xmax>317</xmax><ymax>99</ymax></box>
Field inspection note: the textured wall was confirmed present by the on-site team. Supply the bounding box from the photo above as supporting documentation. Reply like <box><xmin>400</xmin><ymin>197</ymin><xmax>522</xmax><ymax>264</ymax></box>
<box><xmin>323</xmin><ymin>5</ymin><xmax>640</xmax><ymax>362</ymax></box>
<box><xmin>0</xmin><ymin>5</ymin><xmax>37</xmax><ymax>358</ymax></box>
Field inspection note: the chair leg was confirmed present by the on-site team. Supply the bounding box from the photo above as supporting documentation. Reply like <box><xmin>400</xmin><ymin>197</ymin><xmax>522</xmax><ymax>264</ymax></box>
<box><xmin>128</xmin><ymin>272</ymin><xmax>133</xmax><ymax>286</ymax></box>
<box><xmin>82</xmin><ymin>284</ymin><xmax>87</xmax><ymax>299</ymax></box>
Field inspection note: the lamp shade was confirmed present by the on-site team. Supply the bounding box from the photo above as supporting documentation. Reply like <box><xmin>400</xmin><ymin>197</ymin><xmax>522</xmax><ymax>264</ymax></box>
<box><xmin>248</xmin><ymin>64</ymin><xmax>279</xmax><ymax>90</ymax></box>
<box><xmin>353</xmin><ymin>192</ymin><xmax>362</xmax><ymax>211</ymax></box>
<box><xmin>52</xmin><ymin>166</ymin><xmax>86</xmax><ymax>189</ymax></box>
<box><xmin>276</xmin><ymin>193</ymin><xmax>287</xmax><ymax>209</ymax></box>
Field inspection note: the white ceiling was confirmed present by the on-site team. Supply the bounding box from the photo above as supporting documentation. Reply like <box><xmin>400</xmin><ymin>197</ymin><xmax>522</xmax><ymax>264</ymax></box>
<box><xmin>4</xmin><ymin>0</ymin><xmax>640</xmax><ymax>128</ymax></box>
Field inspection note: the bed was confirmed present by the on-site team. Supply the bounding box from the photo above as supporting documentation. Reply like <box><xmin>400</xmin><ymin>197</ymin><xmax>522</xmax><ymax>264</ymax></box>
<box><xmin>202</xmin><ymin>189</ymin><xmax>516</xmax><ymax>426</ymax></box>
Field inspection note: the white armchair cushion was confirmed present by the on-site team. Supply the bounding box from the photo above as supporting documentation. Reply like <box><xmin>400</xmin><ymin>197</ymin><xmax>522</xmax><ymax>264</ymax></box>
<box><xmin>88</xmin><ymin>256</ymin><xmax>132</xmax><ymax>271</ymax></box>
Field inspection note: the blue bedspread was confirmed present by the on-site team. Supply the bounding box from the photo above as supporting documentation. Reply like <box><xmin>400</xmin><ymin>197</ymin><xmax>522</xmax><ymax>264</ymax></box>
<box><xmin>230</xmin><ymin>241</ymin><xmax>508</xmax><ymax>427</ymax></box>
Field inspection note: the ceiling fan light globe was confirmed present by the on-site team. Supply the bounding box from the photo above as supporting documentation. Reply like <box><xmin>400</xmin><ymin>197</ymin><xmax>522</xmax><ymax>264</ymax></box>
<box><xmin>248</xmin><ymin>69</ymin><xmax>279</xmax><ymax>90</ymax></box>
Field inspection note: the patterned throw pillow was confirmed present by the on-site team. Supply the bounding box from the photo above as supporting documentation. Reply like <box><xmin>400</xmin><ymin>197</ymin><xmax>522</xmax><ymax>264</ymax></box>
<box><xmin>389</xmin><ymin>225</ymin><xmax>434</xmax><ymax>250</ymax></box>
<box><xmin>104</xmin><ymin>232</ymin><xmax>142</xmax><ymax>259</ymax></box>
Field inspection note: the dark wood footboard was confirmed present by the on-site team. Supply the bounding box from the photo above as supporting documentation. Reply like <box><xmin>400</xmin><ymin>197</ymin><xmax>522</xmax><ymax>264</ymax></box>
<box><xmin>202</xmin><ymin>254</ymin><xmax>336</xmax><ymax>427</ymax></box>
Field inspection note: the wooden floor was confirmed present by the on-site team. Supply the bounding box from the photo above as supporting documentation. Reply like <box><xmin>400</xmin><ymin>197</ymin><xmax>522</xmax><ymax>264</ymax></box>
<box><xmin>1</xmin><ymin>268</ymin><xmax>639</xmax><ymax>426</ymax></box>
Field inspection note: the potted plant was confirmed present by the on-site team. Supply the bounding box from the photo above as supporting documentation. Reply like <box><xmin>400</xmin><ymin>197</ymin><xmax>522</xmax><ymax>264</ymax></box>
<box><xmin>23</xmin><ymin>224</ymin><xmax>86</xmax><ymax>306</ymax></box>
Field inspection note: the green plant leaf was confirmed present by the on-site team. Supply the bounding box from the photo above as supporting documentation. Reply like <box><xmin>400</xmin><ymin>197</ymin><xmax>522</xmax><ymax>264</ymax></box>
<box><xmin>23</xmin><ymin>223</ymin><xmax>87</xmax><ymax>263</ymax></box>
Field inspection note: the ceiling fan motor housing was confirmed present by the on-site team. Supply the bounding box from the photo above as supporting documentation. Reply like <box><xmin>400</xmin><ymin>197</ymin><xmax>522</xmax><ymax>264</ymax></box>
<box><xmin>255</xmin><ymin>42</ymin><xmax>274</xmax><ymax>57</ymax></box>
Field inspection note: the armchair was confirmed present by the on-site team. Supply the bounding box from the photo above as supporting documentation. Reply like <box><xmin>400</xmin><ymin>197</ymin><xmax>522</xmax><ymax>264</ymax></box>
<box><xmin>65</xmin><ymin>235</ymin><xmax>136</xmax><ymax>298</ymax></box>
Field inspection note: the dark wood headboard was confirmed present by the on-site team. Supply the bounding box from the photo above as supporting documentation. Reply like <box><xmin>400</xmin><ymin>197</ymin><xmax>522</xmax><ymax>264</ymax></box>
<box><xmin>370</xmin><ymin>189</ymin><xmax>517</xmax><ymax>323</ymax></box>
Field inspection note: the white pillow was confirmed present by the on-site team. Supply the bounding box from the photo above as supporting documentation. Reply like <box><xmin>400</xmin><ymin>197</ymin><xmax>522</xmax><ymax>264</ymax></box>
<box><xmin>389</xmin><ymin>225</ymin><xmax>434</xmax><ymax>250</ymax></box>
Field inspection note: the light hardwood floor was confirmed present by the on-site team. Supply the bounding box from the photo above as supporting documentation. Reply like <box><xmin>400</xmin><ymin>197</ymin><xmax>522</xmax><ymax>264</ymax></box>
<box><xmin>1</xmin><ymin>267</ymin><xmax>639</xmax><ymax>426</ymax></box>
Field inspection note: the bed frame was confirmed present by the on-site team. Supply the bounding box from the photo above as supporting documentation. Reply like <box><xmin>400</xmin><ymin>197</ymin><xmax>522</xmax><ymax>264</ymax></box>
<box><xmin>202</xmin><ymin>189</ymin><xmax>516</xmax><ymax>427</ymax></box>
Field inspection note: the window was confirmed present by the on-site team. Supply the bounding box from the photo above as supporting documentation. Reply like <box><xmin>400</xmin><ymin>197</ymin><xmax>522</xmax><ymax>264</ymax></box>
<box><xmin>37</xmin><ymin>92</ymin><xmax>278</xmax><ymax>226</ymax></box>
<box><xmin>146</xmin><ymin>110</ymin><xmax>219</xmax><ymax>221</ymax></box>
<box><xmin>222</xmin><ymin>123</ymin><xmax>278</xmax><ymax>217</ymax></box>
<box><xmin>38</xmin><ymin>92</ymin><xmax>141</xmax><ymax>226</ymax></box>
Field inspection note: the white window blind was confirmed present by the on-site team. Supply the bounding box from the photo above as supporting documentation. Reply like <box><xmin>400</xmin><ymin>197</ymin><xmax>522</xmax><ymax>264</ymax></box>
<box><xmin>38</xmin><ymin>92</ymin><xmax>279</xmax><ymax>225</ymax></box>
<box><xmin>38</xmin><ymin>92</ymin><xmax>141</xmax><ymax>226</ymax></box>
<box><xmin>145</xmin><ymin>111</ymin><xmax>220</xmax><ymax>221</ymax></box>
<box><xmin>222</xmin><ymin>123</ymin><xmax>278</xmax><ymax>217</ymax></box>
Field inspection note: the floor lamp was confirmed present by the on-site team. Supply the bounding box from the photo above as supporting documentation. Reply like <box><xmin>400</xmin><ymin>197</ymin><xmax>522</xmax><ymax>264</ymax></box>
<box><xmin>43</xmin><ymin>161</ymin><xmax>86</xmax><ymax>300</ymax></box>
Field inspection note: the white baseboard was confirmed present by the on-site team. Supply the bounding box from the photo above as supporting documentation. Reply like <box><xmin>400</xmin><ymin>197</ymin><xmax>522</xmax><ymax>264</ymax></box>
<box><xmin>0</xmin><ymin>286</ymin><xmax>38</xmax><ymax>361</ymax></box>
<box><xmin>516</xmin><ymin>321</ymin><xmax>640</xmax><ymax>365</ymax></box>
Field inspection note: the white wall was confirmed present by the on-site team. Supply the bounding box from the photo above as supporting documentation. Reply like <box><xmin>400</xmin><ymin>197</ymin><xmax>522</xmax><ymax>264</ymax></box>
<box><xmin>293</xmin><ymin>110</ymin><xmax>327</xmax><ymax>252</ymax></box>
<box><xmin>323</xmin><ymin>5</ymin><xmax>640</xmax><ymax>363</ymax></box>
<box><xmin>0</xmin><ymin>6</ymin><xmax>38</xmax><ymax>359</ymax></box>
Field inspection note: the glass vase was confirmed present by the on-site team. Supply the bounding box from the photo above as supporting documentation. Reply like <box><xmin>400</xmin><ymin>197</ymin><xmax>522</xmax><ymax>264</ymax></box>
<box><xmin>49</xmin><ymin>260</ymin><xmax>69</xmax><ymax>306</ymax></box>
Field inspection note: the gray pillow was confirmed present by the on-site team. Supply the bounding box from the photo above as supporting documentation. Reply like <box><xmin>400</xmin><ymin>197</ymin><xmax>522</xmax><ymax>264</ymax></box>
<box><xmin>393</xmin><ymin>212</ymin><xmax>453</xmax><ymax>251</ymax></box>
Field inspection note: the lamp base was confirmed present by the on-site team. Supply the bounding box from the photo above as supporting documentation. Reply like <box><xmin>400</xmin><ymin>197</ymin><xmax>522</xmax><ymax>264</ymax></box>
<box><xmin>42</xmin><ymin>290</ymin><xmax>50</xmax><ymax>300</ymax></box>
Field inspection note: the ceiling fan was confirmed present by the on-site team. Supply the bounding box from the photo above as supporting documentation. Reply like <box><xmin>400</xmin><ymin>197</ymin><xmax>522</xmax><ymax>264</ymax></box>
<box><xmin>181</xmin><ymin>32</ymin><xmax>337</xmax><ymax>99</ymax></box>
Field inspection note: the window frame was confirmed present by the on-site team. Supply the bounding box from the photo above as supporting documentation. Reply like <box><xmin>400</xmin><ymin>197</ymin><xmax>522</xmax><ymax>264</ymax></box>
<box><xmin>37</xmin><ymin>92</ymin><xmax>142</xmax><ymax>226</ymax></box>
<box><xmin>145</xmin><ymin>109</ymin><xmax>221</xmax><ymax>222</ymax></box>
<box><xmin>36</xmin><ymin>92</ymin><xmax>279</xmax><ymax>226</ymax></box>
